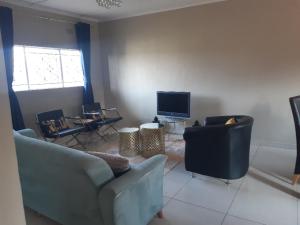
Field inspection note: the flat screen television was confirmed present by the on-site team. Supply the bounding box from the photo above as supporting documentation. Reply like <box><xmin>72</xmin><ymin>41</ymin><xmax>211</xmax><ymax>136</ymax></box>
<box><xmin>157</xmin><ymin>91</ymin><xmax>191</xmax><ymax>118</ymax></box>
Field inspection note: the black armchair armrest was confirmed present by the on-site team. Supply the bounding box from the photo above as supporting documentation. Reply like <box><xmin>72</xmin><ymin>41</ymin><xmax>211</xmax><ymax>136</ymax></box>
<box><xmin>101</xmin><ymin>107</ymin><xmax>117</xmax><ymax>111</ymax></box>
<box><xmin>82</xmin><ymin>112</ymin><xmax>100</xmax><ymax>115</ymax></box>
<box><xmin>64</xmin><ymin>116</ymin><xmax>81</xmax><ymax>120</ymax></box>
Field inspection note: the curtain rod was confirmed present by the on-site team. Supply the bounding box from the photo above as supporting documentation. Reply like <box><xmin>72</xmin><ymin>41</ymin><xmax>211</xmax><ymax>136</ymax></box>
<box><xmin>12</xmin><ymin>11</ymin><xmax>78</xmax><ymax>25</ymax></box>
<box><xmin>14</xmin><ymin>11</ymin><xmax>99</xmax><ymax>26</ymax></box>
<box><xmin>0</xmin><ymin>1</ymin><xmax>97</xmax><ymax>25</ymax></box>
<box><xmin>35</xmin><ymin>15</ymin><xmax>76</xmax><ymax>25</ymax></box>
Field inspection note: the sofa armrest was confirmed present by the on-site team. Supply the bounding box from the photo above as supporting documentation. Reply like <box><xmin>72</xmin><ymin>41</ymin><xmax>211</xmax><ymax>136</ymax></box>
<box><xmin>98</xmin><ymin>155</ymin><xmax>167</xmax><ymax>225</ymax></box>
<box><xmin>17</xmin><ymin>129</ymin><xmax>38</xmax><ymax>139</ymax></box>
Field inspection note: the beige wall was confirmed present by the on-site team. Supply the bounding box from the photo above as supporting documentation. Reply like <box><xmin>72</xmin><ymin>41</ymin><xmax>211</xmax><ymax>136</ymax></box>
<box><xmin>0</xmin><ymin>2</ymin><xmax>105</xmax><ymax>131</ymax></box>
<box><xmin>100</xmin><ymin>0</ymin><xmax>300</xmax><ymax>147</ymax></box>
<box><xmin>0</xmin><ymin>33</ymin><xmax>26</xmax><ymax>225</ymax></box>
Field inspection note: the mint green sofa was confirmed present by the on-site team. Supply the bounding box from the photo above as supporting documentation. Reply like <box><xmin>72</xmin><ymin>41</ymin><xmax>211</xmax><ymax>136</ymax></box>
<box><xmin>14</xmin><ymin>129</ymin><xmax>167</xmax><ymax>225</ymax></box>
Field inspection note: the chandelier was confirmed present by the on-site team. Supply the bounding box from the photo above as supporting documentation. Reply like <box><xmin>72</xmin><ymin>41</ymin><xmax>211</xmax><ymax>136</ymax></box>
<box><xmin>96</xmin><ymin>0</ymin><xmax>122</xmax><ymax>9</ymax></box>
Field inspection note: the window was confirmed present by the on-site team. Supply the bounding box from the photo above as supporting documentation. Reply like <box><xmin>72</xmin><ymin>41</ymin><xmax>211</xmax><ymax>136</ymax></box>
<box><xmin>13</xmin><ymin>45</ymin><xmax>84</xmax><ymax>91</ymax></box>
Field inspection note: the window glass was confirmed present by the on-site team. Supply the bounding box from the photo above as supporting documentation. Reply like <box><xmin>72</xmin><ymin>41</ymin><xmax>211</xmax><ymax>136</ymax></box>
<box><xmin>13</xmin><ymin>46</ymin><xmax>84</xmax><ymax>91</ymax></box>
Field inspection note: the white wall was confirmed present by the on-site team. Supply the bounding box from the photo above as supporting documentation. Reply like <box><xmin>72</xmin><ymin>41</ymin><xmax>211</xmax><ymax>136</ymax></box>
<box><xmin>0</xmin><ymin>2</ymin><xmax>105</xmax><ymax>131</ymax></box>
<box><xmin>100</xmin><ymin>0</ymin><xmax>300</xmax><ymax>148</ymax></box>
<box><xmin>0</xmin><ymin>32</ymin><xmax>26</xmax><ymax>225</ymax></box>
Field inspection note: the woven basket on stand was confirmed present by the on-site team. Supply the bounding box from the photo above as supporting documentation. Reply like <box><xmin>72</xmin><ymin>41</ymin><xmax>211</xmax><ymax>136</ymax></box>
<box><xmin>140</xmin><ymin>123</ymin><xmax>165</xmax><ymax>158</ymax></box>
<box><xmin>118</xmin><ymin>127</ymin><xmax>140</xmax><ymax>157</ymax></box>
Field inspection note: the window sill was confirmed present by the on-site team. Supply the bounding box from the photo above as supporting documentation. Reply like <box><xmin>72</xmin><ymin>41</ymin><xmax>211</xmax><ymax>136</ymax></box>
<box><xmin>14</xmin><ymin>86</ymin><xmax>84</xmax><ymax>94</ymax></box>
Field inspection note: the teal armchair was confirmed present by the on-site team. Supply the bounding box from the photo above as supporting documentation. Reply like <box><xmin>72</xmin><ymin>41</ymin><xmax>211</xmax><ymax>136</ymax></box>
<box><xmin>14</xmin><ymin>129</ymin><xmax>166</xmax><ymax>225</ymax></box>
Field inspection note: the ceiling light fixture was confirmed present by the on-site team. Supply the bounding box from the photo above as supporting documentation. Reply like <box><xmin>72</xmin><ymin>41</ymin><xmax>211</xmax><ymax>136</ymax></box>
<box><xmin>96</xmin><ymin>0</ymin><xmax>122</xmax><ymax>9</ymax></box>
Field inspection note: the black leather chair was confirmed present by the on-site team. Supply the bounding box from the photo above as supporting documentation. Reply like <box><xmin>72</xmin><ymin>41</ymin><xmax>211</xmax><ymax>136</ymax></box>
<box><xmin>289</xmin><ymin>96</ymin><xmax>300</xmax><ymax>184</ymax></box>
<box><xmin>82</xmin><ymin>102</ymin><xmax>122</xmax><ymax>136</ymax></box>
<box><xmin>36</xmin><ymin>109</ymin><xmax>86</xmax><ymax>148</ymax></box>
<box><xmin>184</xmin><ymin>115</ymin><xmax>254</xmax><ymax>180</ymax></box>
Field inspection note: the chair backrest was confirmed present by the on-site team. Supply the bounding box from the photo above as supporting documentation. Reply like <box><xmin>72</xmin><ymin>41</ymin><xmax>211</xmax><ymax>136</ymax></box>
<box><xmin>36</xmin><ymin>109</ymin><xmax>65</xmax><ymax>137</ymax></box>
<box><xmin>36</xmin><ymin>109</ymin><xmax>65</xmax><ymax>123</ymax></box>
<box><xmin>290</xmin><ymin>96</ymin><xmax>300</xmax><ymax>146</ymax></box>
<box><xmin>82</xmin><ymin>103</ymin><xmax>102</xmax><ymax>114</ymax></box>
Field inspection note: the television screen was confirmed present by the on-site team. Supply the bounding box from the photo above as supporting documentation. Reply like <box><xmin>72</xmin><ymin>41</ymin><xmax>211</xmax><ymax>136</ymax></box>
<box><xmin>157</xmin><ymin>91</ymin><xmax>190</xmax><ymax>118</ymax></box>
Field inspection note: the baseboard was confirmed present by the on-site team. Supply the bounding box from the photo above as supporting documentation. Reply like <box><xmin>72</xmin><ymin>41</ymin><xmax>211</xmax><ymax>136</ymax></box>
<box><xmin>253</xmin><ymin>139</ymin><xmax>296</xmax><ymax>151</ymax></box>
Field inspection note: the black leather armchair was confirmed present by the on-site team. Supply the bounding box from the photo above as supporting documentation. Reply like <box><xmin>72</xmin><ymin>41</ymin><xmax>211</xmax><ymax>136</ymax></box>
<box><xmin>184</xmin><ymin>115</ymin><xmax>254</xmax><ymax>180</ymax></box>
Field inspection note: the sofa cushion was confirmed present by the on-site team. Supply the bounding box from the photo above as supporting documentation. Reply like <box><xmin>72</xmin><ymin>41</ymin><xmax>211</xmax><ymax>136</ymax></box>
<box><xmin>225</xmin><ymin>117</ymin><xmax>237</xmax><ymax>126</ymax></box>
<box><xmin>87</xmin><ymin>151</ymin><xmax>130</xmax><ymax>177</ymax></box>
<box><xmin>41</xmin><ymin>117</ymin><xmax>69</xmax><ymax>135</ymax></box>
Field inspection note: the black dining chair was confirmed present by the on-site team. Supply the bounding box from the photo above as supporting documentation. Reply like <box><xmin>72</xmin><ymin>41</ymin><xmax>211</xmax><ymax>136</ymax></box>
<box><xmin>36</xmin><ymin>109</ymin><xmax>86</xmax><ymax>148</ymax></box>
<box><xmin>289</xmin><ymin>96</ymin><xmax>300</xmax><ymax>184</ymax></box>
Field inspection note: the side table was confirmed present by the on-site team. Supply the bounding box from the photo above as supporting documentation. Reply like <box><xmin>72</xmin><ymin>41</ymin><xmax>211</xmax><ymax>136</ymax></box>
<box><xmin>118</xmin><ymin>127</ymin><xmax>140</xmax><ymax>157</ymax></box>
<box><xmin>140</xmin><ymin>123</ymin><xmax>165</xmax><ymax>158</ymax></box>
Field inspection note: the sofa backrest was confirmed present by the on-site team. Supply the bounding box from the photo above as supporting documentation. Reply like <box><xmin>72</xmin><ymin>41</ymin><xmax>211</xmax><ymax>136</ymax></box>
<box><xmin>14</xmin><ymin>131</ymin><xmax>114</xmax><ymax>225</ymax></box>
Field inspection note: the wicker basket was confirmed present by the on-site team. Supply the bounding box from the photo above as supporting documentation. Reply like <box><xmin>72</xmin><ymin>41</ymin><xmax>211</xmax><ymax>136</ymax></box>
<box><xmin>118</xmin><ymin>127</ymin><xmax>140</xmax><ymax>157</ymax></box>
<box><xmin>140</xmin><ymin>123</ymin><xmax>165</xmax><ymax>158</ymax></box>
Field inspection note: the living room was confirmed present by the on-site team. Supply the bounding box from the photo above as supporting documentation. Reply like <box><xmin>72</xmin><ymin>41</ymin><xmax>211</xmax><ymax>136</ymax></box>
<box><xmin>1</xmin><ymin>0</ymin><xmax>300</xmax><ymax>225</ymax></box>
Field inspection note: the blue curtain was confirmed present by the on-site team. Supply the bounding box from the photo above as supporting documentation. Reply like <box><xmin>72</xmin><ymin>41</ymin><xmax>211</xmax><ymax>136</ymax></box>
<box><xmin>0</xmin><ymin>7</ymin><xmax>25</xmax><ymax>130</ymax></box>
<box><xmin>75</xmin><ymin>22</ymin><xmax>94</xmax><ymax>105</ymax></box>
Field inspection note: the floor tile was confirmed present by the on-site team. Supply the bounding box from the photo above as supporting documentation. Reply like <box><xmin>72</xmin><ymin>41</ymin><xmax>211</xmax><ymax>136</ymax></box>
<box><xmin>148</xmin><ymin>218</ymin><xmax>171</xmax><ymax>225</ymax></box>
<box><xmin>171</xmin><ymin>161</ymin><xmax>191</xmax><ymax>176</ymax></box>
<box><xmin>163</xmin><ymin>196</ymin><xmax>171</xmax><ymax>206</ymax></box>
<box><xmin>149</xmin><ymin>199</ymin><xmax>224</xmax><ymax>225</ymax></box>
<box><xmin>174</xmin><ymin>177</ymin><xmax>240</xmax><ymax>213</ymax></box>
<box><xmin>229</xmin><ymin>176</ymin><xmax>298</xmax><ymax>225</ymax></box>
<box><xmin>249</xmin><ymin>144</ymin><xmax>259</xmax><ymax>165</ymax></box>
<box><xmin>222</xmin><ymin>215</ymin><xmax>264</xmax><ymax>225</ymax></box>
<box><xmin>175</xmin><ymin>160</ymin><xmax>245</xmax><ymax>186</ymax></box>
<box><xmin>252</xmin><ymin>146</ymin><xmax>296</xmax><ymax>182</ymax></box>
<box><xmin>25</xmin><ymin>134</ymin><xmax>300</xmax><ymax>225</ymax></box>
<box><xmin>25</xmin><ymin>208</ymin><xmax>60</xmax><ymax>225</ymax></box>
<box><xmin>163</xmin><ymin>166</ymin><xmax>192</xmax><ymax>198</ymax></box>
<box><xmin>298</xmin><ymin>200</ymin><xmax>300</xmax><ymax>225</ymax></box>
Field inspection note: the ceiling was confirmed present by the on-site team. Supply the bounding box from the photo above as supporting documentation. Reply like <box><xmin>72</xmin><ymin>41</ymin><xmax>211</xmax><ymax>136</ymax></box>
<box><xmin>3</xmin><ymin>0</ymin><xmax>227</xmax><ymax>22</ymax></box>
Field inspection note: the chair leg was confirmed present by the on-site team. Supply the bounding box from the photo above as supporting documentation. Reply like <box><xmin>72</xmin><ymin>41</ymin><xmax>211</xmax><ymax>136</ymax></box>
<box><xmin>65</xmin><ymin>136</ymin><xmax>75</xmax><ymax>145</ymax></box>
<box><xmin>225</xmin><ymin>180</ymin><xmax>231</xmax><ymax>185</ymax></box>
<box><xmin>292</xmin><ymin>174</ymin><xmax>300</xmax><ymax>185</ymax></box>
<box><xmin>157</xmin><ymin>210</ymin><xmax>163</xmax><ymax>219</ymax></box>
<box><xmin>110</xmin><ymin>125</ymin><xmax>119</xmax><ymax>133</ymax></box>
<box><xmin>72</xmin><ymin>134</ymin><xmax>86</xmax><ymax>149</ymax></box>
<box><xmin>102</xmin><ymin>125</ymin><xmax>111</xmax><ymax>133</ymax></box>
<box><xmin>96</xmin><ymin>130</ymin><xmax>107</xmax><ymax>141</ymax></box>
<box><xmin>104</xmin><ymin>124</ymin><xmax>119</xmax><ymax>134</ymax></box>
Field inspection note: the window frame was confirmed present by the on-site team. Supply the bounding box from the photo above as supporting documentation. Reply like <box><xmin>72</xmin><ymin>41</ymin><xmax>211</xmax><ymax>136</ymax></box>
<box><xmin>13</xmin><ymin>45</ymin><xmax>85</xmax><ymax>92</ymax></box>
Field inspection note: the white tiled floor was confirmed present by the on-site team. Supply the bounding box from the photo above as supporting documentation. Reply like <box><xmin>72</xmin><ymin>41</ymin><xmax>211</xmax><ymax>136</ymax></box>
<box><xmin>26</xmin><ymin>144</ymin><xmax>300</xmax><ymax>225</ymax></box>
